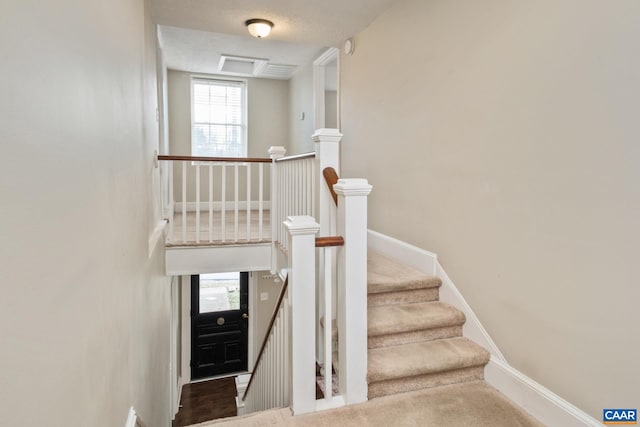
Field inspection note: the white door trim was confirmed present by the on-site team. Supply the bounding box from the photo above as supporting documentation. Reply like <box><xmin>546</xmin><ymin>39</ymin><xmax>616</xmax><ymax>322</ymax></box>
<box><xmin>313</xmin><ymin>47</ymin><xmax>340</xmax><ymax>130</ymax></box>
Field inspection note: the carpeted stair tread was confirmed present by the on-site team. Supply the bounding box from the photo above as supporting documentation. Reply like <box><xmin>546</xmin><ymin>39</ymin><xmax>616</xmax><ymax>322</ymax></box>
<box><xmin>368</xmin><ymin>337</ymin><xmax>490</xmax><ymax>383</ymax></box>
<box><xmin>368</xmin><ymin>301</ymin><xmax>465</xmax><ymax>338</ymax></box>
<box><xmin>368</xmin><ymin>251</ymin><xmax>441</xmax><ymax>294</ymax></box>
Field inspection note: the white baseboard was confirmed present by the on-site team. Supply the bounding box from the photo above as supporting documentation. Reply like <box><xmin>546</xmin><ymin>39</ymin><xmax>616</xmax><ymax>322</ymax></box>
<box><xmin>173</xmin><ymin>375</ymin><xmax>182</xmax><ymax>419</ymax></box>
<box><xmin>367</xmin><ymin>229</ymin><xmax>599</xmax><ymax>427</ymax></box>
<box><xmin>174</xmin><ymin>201</ymin><xmax>271</xmax><ymax>212</ymax></box>
<box><xmin>367</xmin><ymin>230</ymin><xmax>437</xmax><ymax>275</ymax></box>
<box><xmin>148</xmin><ymin>219</ymin><xmax>168</xmax><ymax>258</ymax></box>
<box><xmin>486</xmin><ymin>358</ymin><xmax>601</xmax><ymax>426</ymax></box>
<box><xmin>125</xmin><ymin>407</ymin><xmax>146</xmax><ymax>427</ymax></box>
<box><xmin>435</xmin><ymin>261</ymin><xmax>506</xmax><ymax>361</ymax></box>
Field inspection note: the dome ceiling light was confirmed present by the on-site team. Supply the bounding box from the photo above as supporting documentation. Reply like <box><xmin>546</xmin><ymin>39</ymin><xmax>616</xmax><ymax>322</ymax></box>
<box><xmin>245</xmin><ymin>19</ymin><xmax>274</xmax><ymax>38</ymax></box>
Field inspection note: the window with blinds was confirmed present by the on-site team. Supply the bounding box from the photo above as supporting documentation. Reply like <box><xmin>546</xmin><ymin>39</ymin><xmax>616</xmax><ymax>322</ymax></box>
<box><xmin>191</xmin><ymin>78</ymin><xmax>247</xmax><ymax>157</ymax></box>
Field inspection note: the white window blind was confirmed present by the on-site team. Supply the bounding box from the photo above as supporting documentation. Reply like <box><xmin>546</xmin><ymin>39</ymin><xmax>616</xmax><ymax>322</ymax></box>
<box><xmin>191</xmin><ymin>78</ymin><xmax>247</xmax><ymax>157</ymax></box>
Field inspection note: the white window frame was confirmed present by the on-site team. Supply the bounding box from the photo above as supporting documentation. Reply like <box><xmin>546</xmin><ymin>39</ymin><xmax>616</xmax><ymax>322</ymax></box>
<box><xmin>190</xmin><ymin>76</ymin><xmax>248</xmax><ymax>158</ymax></box>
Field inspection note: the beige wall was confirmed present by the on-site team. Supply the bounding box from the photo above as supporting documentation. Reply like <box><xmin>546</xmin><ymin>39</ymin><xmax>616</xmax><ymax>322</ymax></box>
<box><xmin>167</xmin><ymin>70</ymin><xmax>289</xmax><ymax>201</ymax></box>
<box><xmin>341</xmin><ymin>0</ymin><xmax>640</xmax><ymax>418</ymax></box>
<box><xmin>0</xmin><ymin>0</ymin><xmax>171</xmax><ymax>426</ymax></box>
<box><xmin>288</xmin><ymin>62</ymin><xmax>316</xmax><ymax>153</ymax></box>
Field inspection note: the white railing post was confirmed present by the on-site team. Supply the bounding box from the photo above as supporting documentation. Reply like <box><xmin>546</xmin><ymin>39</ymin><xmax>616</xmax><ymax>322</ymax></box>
<box><xmin>269</xmin><ymin>146</ymin><xmax>286</xmax><ymax>272</ymax></box>
<box><xmin>334</xmin><ymin>178</ymin><xmax>372</xmax><ymax>405</ymax></box>
<box><xmin>284</xmin><ymin>215</ymin><xmax>319</xmax><ymax>415</ymax></box>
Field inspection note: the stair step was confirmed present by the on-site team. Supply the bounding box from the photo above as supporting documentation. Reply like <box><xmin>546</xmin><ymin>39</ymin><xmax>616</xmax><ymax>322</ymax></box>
<box><xmin>368</xmin><ymin>251</ymin><xmax>441</xmax><ymax>306</ymax></box>
<box><xmin>367</xmin><ymin>337</ymin><xmax>490</xmax><ymax>398</ymax></box>
<box><xmin>368</xmin><ymin>302</ymin><xmax>465</xmax><ymax>348</ymax></box>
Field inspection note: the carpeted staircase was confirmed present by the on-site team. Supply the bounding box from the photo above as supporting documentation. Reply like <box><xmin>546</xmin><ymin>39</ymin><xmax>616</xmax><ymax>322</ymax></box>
<box><xmin>191</xmin><ymin>251</ymin><xmax>543</xmax><ymax>427</ymax></box>
<box><xmin>366</xmin><ymin>251</ymin><xmax>491</xmax><ymax>398</ymax></box>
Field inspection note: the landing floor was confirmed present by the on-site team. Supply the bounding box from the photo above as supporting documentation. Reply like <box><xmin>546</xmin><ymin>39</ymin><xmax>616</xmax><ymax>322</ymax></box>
<box><xmin>173</xmin><ymin>378</ymin><xmax>237</xmax><ymax>427</ymax></box>
<box><xmin>189</xmin><ymin>381</ymin><xmax>543</xmax><ymax>427</ymax></box>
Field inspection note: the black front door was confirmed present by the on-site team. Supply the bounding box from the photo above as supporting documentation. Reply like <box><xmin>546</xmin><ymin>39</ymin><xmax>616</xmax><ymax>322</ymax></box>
<box><xmin>191</xmin><ymin>272</ymin><xmax>248</xmax><ymax>380</ymax></box>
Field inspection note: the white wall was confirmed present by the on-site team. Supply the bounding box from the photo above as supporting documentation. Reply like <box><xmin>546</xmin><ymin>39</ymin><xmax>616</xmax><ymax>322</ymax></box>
<box><xmin>341</xmin><ymin>0</ymin><xmax>640</xmax><ymax>419</ymax></box>
<box><xmin>0</xmin><ymin>0</ymin><xmax>171</xmax><ymax>426</ymax></box>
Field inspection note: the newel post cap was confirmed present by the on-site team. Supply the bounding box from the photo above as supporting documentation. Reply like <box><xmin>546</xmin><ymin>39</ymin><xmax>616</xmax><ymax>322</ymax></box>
<box><xmin>312</xmin><ymin>128</ymin><xmax>343</xmax><ymax>144</ymax></box>
<box><xmin>268</xmin><ymin>146</ymin><xmax>286</xmax><ymax>159</ymax></box>
<box><xmin>333</xmin><ymin>179</ymin><xmax>372</xmax><ymax>197</ymax></box>
<box><xmin>284</xmin><ymin>216</ymin><xmax>320</xmax><ymax>236</ymax></box>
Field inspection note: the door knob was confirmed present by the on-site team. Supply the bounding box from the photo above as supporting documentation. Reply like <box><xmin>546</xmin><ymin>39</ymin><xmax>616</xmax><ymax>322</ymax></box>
<box><xmin>242</xmin><ymin>313</ymin><xmax>249</xmax><ymax>319</ymax></box>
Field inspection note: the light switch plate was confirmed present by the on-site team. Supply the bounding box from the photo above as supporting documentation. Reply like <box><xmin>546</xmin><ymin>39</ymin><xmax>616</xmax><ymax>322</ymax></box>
<box><xmin>260</xmin><ymin>292</ymin><xmax>269</xmax><ymax>301</ymax></box>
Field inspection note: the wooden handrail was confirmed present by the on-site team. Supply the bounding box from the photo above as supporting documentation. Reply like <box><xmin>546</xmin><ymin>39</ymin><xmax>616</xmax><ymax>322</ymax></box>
<box><xmin>315</xmin><ymin>236</ymin><xmax>344</xmax><ymax>247</ymax></box>
<box><xmin>323</xmin><ymin>167</ymin><xmax>339</xmax><ymax>206</ymax></box>
<box><xmin>274</xmin><ymin>152</ymin><xmax>316</xmax><ymax>163</ymax></box>
<box><xmin>243</xmin><ymin>275</ymin><xmax>289</xmax><ymax>401</ymax></box>
<box><xmin>157</xmin><ymin>154</ymin><xmax>271</xmax><ymax>163</ymax></box>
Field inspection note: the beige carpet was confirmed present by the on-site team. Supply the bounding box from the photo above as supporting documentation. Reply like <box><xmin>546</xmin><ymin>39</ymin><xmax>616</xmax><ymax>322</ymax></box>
<box><xmin>190</xmin><ymin>381</ymin><xmax>543</xmax><ymax>427</ymax></box>
<box><xmin>366</xmin><ymin>251</ymin><xmax>490</xmax><ymax>398</ymax></box>
<box><xmin>195</xmin><ymin>251</ymin><xmax>542</xmax><ymax>426</ymax></box>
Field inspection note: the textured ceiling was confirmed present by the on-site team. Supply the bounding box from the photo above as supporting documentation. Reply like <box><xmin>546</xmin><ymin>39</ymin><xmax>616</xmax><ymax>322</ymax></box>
<box><xmin>159</xmin><ymin>25</ymin><xmax>324</xmax><ymax>77</ymax></box>
<box><xmin>150</xmin><ymin>0</ymin><xmax>399</xmax><ymax>47</ymax></box>
<box><xmin>152</xmin><ymin>0</ymin><xmax>398</xmax><ymax>77</ymax></box>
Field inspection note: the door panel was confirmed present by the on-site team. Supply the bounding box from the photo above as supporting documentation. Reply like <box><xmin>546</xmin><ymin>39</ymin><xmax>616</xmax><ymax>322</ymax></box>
<box><xmin>191</xmin><ymin>272</ymin><xmax>248</xmax><ymax>379</ymax></box>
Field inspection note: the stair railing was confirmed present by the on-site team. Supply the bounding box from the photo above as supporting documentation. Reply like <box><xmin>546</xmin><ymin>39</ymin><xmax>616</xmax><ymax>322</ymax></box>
<box><xmin>282</xmin><ymin>174</ymin><xmax>371</xmax><ymax>414</ymax></box>
<box><xmin>158</xmin><ymin>154</ymin><xmax>271</xmax><ymax>245</ymax></box>
<box><xmin>240</xmin><ymin>129</ymin><xmax>372</xmax><ymax>416</ymax></box>
<box><xmin>242</xmin><ymin>276</ymin><xmax>290</xmax><ymax>413</ymax></box>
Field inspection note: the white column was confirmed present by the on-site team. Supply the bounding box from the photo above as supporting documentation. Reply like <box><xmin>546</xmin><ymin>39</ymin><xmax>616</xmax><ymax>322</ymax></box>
<box><xmin>269</xmin><ymin>146</ymin><xmax>286</xmax><ymax>273</ymax></box>
<box><xmin>284</xmin><ymin>215</ymin><xmax>319</xmax><ymax>415</ymax></box>
<box><xmin>312</xmin><ymin>128</ymin><xmax>341</xmax><ymax>235</ymax></box>
<box><xmin>334</xmin><ymin>178</ymin><xmax>372</xmax><ymax>405</ymax></box>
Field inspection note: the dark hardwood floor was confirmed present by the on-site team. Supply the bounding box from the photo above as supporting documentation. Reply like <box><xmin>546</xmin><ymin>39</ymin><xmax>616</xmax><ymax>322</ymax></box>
<box><xmin>172</xmin><ymin>368</ymin><xmax>326</xmax><ymax>426</ymax></box>
<box><xmin>172</xmin><ymin>377</ymin><xmax>238</xmax><ymax>427</ymax></box>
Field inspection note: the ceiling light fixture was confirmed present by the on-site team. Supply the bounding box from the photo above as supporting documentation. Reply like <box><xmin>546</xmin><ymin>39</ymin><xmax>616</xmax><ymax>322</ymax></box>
<box><xmin>245</xmin><ymin>19</ymin><xmax>273</xmax><ymax>38</ymax></box>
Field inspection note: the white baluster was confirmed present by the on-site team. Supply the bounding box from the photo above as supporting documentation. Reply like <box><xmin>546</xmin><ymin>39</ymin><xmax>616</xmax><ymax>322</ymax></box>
<box><xmin>246</xmin><ymin>163</ymin><xmax>251</xmax><ymax>241</ymax></box>
<box><xmin>234</xmin><ymin>163</ymin><xmax>239</xmax><ymax>242</ymax></box>
<box><xmin>221</xmin><ymin>164</ymin><xmax>226</xmax><ymax>243</ymax></box>
<box><xmin>168</xmin><ymin>161</ymin><xmax>174</xmax><ymax>241</ymax></box>
<box><xmin>283</xmin><ymin>296</ymin><xmax>290</xmax><ymax>405</ymax></box>
<box><xmin>324</xmin><ymin>246</ymin><xmax>333</xmax><ymax>401</ymax></box>
<box><xmin>209</xmin><ymin>164</ymin><xmax>213</xmax><ymax>243</ymax></box>
<box><xmin>182</xmin><ymin>160</ymin><xmax>187</xmax><ymax>244</ymax></box>
<box><xmin>195</xmin><ymin>163</ymin><xmax>200</xmax><ymax>243</ymax></box>
<box><xmin>259</xmin><ymin>162</ymin><xmax>264</xmax><ymax>241</ymax></box>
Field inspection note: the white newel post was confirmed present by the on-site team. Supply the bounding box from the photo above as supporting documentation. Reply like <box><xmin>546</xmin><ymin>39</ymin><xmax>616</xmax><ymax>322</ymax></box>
<box><xmin>269</xmin><ymin>146</ymin><xmax>286</xmax><ymax>273</ymax></box>
<box><xmin>284</xmin><ymin>216</ymin><xmax>320</xmax><ymax>415</ymax></box>
<box><xmin>334</xmin><ymin>179</ymin><xmax>372</xmax><ymax>405</ymax></box>
<box><xmin>312</xmin><ymin>128</ymin><xmax>341</xmax><ymax>235</ymax></box>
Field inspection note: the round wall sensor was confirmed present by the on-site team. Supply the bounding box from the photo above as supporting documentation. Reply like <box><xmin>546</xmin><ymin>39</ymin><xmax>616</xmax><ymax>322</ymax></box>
<box><xmin>344</xmin><ymin>38</ymin><xmax>355</xmax><ymax>55</ymax></box>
